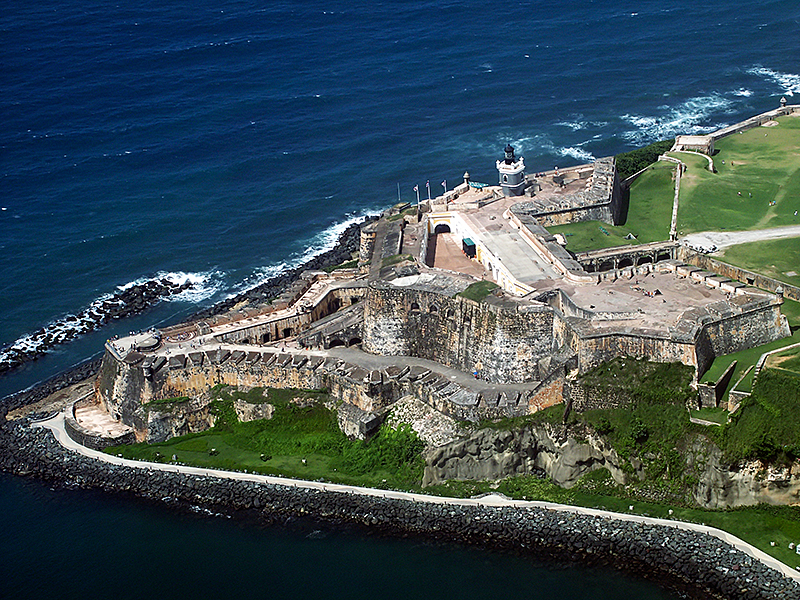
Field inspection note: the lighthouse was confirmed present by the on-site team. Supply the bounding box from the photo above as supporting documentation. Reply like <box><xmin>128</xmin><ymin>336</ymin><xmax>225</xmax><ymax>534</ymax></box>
<box><xmin>496</xmin><ymin>143</ymin><xmax>525</xmax><ymax>196</ymax></box>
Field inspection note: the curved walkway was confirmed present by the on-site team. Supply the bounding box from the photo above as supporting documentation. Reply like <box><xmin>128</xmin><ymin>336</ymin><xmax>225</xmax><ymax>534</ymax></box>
<box><xmin>36</xmin><ymin>411</ymin><xmax>800</xmax><ymax>582</ymax></box>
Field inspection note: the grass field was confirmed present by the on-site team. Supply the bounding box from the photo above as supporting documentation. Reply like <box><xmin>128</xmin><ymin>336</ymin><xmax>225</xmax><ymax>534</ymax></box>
<box><xmin>675</xmin><ymin>115</ymin><xmax>800</xmax><ymax>234</ymax></box>
<box><xmin>551</xmin><ymin>115</ymin><xmax>800</xmax><ymax>253</ymax></box>
<box><xmin>766</xmin><ymin>345</ymin><xmax>800</xmax><ymax>376</ymax></box>
<box><xmin>549</xmin><ymin>161</ymin><xmax>676</xmax><ymax>253</ymax></box>
<box><xmin>715</xmin><ymin>237</ymin><xmax>800</xmax><ymax>288</ymax></box>
<box><xmin>690</xmin><ymin>407</ymin><xmax>729</xmax><ymax>425</ymax></box>
<box><xmin>107</xmin><ymin>385</ymin><xmax>425</xmax><ymax>488</ymax></box>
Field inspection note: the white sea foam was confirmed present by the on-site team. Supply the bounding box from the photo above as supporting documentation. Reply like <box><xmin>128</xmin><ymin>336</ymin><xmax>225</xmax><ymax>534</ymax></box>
<box><xmin>557</xmin><ymin>119</ymin><xmax>608</xmax><ymax>132</ymax></box>
<box><xmin>557</xmin><ymin>146</ymin><xmax>596</xmax><ymax>163</ymax></box>
<box><xmin>0</xmin><ymin>270</ymin><xmax>224</xmax><ymax>369</ymax></box>
<box><xmin>747</xmin><ymin>66</ymin><xmax>800</xmax><ymax>97</ymax></box>
<box><xmin>226</xmin><ymin>209</ymin><xmax>379</xmax><ymax>297</ymax></box>
<box><xmin>621</xmin><ymin>92</ymin><xmax>735</xmax><ymax>145</ymax></box>
<box><xmin>732</xmin><ymin>88</ymin><xmax>753</xmax><ymax>97</ymax></box>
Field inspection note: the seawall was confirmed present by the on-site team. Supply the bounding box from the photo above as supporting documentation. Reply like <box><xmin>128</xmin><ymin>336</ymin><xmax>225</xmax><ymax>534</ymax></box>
<box><xmin>1</xmin><ymin>415</ymin><xmax>798</xmax><ymax>600</ymax></box>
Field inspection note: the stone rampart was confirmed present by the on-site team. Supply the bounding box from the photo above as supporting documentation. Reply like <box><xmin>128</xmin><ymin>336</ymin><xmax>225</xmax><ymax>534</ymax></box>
<box><xmin>681</xmin><ymin>251</ymin><xmax>800</xmax><ymax>302</ymax></box>
<box><xmin>697</xmin><ymin>360</ymin><xmax>737</xmax><ymax>409</ymax></box>
<box><xmin>63</xmin><ymin>403</ymin><xmax>136</xmax><ymax>450</ymax></box>
<box><xmin>362</xmin><ymin>286</ymin><xmax>555</xmax><ymax>384</ymax></box>
<box><xmin>710</xmin><ymin>104</ymin><xmax>800</xmax><ymax>140</ymax></box>
<box><xmin>214</xmin><ymin>285</ymin><xmax>367</xmax><ymax>345</ymax></box>
<box><xmin>510</xmin><ymin>158</ymin><xmax>623</xmax><ymax>226</ymax></box>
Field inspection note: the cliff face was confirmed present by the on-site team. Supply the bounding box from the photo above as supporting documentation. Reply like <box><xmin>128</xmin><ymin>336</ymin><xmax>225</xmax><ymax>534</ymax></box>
<box><xmin>423</xmin><ymin>425</ymin><xmax>800</xmax><ymax>509</ymax></box>
<box><xmin>422</xmin><ymin>424</ymin><xmax>635</xmax><ymax>488</ymax></box>
<box><xmin>688</xmin><ymin>438</ymin><xmax>800</xmax><ymax>508</ymax></box>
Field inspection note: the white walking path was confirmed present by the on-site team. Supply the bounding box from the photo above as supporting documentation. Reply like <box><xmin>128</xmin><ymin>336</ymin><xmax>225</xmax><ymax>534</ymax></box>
<box><xmin>36</xmin><ymin>412</ymin><xmax>800</xmax><ymax>582</ymax></box>
<box><xmin>681</xmin><ymin>224</ymin><xmax>800</xmax><ymax>253</ymax></box>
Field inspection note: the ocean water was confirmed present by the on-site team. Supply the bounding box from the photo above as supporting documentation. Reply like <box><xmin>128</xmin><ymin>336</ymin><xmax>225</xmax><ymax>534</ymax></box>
<box><xmin>1</xmin><ymin>0</ymin><xmax>799</xmax><ymax>595</ymax></box>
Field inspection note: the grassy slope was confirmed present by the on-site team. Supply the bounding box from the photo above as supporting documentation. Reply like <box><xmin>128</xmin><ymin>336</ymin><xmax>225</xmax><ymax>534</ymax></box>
<box><xmin>676</xmin><ymin>115</ymin><xmax>800</xmax><ymax>234</ymax></box>
<box><xmin>700</xmin><ymin>327</ymin><xmax>800</xmax><ymax>385</ymax></box>
<box><xmin>549</xmin><ymin>161</ymin><xmax>675</xmax><ymax>253</ymax></box>
<box><xmin>107</xmin><ymin>385</ymin><xmax>424</xmax><ymax>488</ymax></box>
<box><xmin>715</xmin><ymin>237</ymin><xmax>800</xmax><ymax>288</ymax></box>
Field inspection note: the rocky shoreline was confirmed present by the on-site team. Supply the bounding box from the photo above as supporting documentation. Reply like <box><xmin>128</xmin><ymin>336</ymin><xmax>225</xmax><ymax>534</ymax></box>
<box><xmin>0</xmin><ymin>277</ymin><xmax>192</xmax><ymax>374</ymax></box>
<box><xmin>0</xmin><ymin>410</ymin><xmax>797</xmax><ymax>600</ymax></box>
<box><xmin>0</xmin><ymin>215</ymin><xmax>375</xmax><ymax>378</ymax></box>
<box><xmin>187</xmin><ymin>217</ymin><xmax>375</xmax><ymax>321</ymax></box>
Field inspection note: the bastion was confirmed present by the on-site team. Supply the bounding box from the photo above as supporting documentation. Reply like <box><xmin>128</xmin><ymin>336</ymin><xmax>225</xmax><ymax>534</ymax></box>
<box><xmin>89</xmin><ymin>119</ymin><xmax>793</xmax><ymax>446</ymax></box>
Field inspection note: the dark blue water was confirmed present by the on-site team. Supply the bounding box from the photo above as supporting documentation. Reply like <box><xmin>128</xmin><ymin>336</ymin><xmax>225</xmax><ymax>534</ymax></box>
<box><xmin>0</xmin><ymin>473</ymin><xmax>680</xmax><ymax>600</ymax></box>
<box><xmin>1</xmin><ymin>1</ymin><xmax>799</xmax><ymax>595</ymax></box>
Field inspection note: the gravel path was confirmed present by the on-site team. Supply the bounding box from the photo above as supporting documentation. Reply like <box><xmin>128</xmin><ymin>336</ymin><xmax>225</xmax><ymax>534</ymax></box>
<box><xmin>681</xmin><ymin>224</ymin><xmax>800</xmax><ymax>252</ymax></box>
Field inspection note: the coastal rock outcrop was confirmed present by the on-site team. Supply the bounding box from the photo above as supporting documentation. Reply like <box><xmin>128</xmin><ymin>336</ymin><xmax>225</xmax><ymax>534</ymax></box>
<box><xmin>689</xmin><ymin>438</ymin><xmax>800</xmax><ymax>508</ymax></box>
<box><xmin>423</xmin><ymin>424</ymin><xmax>635</xmax><ymax>488</ymax></box>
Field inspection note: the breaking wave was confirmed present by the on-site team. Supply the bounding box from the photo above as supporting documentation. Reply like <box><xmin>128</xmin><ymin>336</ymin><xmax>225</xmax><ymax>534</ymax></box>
<box><xmin>227</xmin><ymin>209</ymin><xmax>379</xmax><ymax>297</ymax></box>
<box><xmin>620</xmin><ymin>92</ymin><xmax>736</xmax><ymax>145</ymax></box>
<box><xmin>747</xmin><ymin>66</ymin><xmax>800</xmax><ymax>97</ymax></box>
<box><xmin>0</xmin><ymin>270</ymin><xmax>221</xmax><ymax>373</ymax></box>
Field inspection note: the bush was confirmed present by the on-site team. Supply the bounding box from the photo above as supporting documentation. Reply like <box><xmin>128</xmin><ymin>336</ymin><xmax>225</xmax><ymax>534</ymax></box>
<box><xmin>616</xmin><ymin>139</ymin><xmax>674</xmax><ymax>180</ymax></box>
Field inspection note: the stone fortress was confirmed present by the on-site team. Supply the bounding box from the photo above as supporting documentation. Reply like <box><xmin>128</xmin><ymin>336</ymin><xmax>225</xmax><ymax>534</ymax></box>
<box><xmin>85</xmin><ymin>105</ymin><xmax>798</xmax><ymax>451</ymax></box>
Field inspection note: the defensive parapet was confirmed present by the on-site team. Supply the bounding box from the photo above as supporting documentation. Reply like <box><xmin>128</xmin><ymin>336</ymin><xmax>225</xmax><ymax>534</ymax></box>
<box><xmin>510</xmin><ymin>157</ymin><xmax>623</xmax><ymax>227</ymax></box>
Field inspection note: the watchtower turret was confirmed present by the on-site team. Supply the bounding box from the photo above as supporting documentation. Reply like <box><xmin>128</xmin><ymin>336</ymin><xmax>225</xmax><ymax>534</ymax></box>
<box><xmin>496</xmin><ymin>143</ymin><xmax>525</xmax><ymax>196</ymax></box>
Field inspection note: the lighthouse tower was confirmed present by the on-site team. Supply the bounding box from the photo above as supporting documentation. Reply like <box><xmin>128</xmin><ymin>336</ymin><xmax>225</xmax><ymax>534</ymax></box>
<box><xmin>496</xmin><ymin>143</ymin><xmax>526</xmax><ymax>196</ymax></box>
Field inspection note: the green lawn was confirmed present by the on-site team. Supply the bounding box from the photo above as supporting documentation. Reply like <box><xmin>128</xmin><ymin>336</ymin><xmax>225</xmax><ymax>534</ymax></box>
<box><xmin>781</xmin><ymin>298</ymin><xmax>800</xmax><ymax>329</ymax></box>
<box><xmin>549</xmin><ymin>161</ymin><xmax>676</xmax><ymax>253</ymax></box>
<box><xmin>456</xmin><ymin>280</ymin><xmax>499</xmax><ymax>302</ymax></box>
<box><xmin>715</xmin><ymin>237</ymin><xmax>800</xmax><ymax>288</ymax></box>
<box><xmin>106</xmin><ymin>385</ymin><xmax>425</xmax><ymax>489</ymax></box>
<box><xmin>767</xmin><ymin>345</ymin><xmax>800</xmax><ymax>377</ymax></box>
<box><xmin>690</xmin><ymin>407</ymin><xmax>729</xmax><ymax>425</ymax></box>
<box><xmin>675</xmin><ymin>115</ymin><xmax>800</xmax><ymax>234</ymax></box>
<box><xmin>700</xmin><ymin>327</ymin><xmax>800</xmax><ymax>384</ymax></box>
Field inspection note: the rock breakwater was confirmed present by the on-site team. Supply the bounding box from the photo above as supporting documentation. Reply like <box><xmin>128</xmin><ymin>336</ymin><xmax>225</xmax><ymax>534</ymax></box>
<box><xmin>0</xmin><ymin>416</ymin><xmax>796</xmax><ymax>600</ymax></box>
<box><xmin>0</xmin><ymin>277</ymin><xmax>192</xmax><ymax>374</ymax></box>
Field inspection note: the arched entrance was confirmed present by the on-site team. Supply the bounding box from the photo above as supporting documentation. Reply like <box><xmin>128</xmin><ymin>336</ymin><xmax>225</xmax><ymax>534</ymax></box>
<box><xmin>434</xmin><ymin>223</ymin><xmax>451</xmax><ymax>234</ymax></box>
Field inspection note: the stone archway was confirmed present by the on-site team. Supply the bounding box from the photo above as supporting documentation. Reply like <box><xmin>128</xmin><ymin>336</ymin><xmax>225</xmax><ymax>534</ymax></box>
<box><xmin>434</xmin><ymin>223</ymin><xmax>451</xmax><ymax>234</ymax></box>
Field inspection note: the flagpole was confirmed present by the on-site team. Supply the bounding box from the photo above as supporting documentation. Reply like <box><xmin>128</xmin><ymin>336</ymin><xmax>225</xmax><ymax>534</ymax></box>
<box><xmin>397</xmin><ymin>182</ymin><xmax>400</xmax><ymax>203</ymax></box>
<box><xmin>426</xmin><ymin>180</ymin><xmax>431</xmax><ymax>201</ymax></box>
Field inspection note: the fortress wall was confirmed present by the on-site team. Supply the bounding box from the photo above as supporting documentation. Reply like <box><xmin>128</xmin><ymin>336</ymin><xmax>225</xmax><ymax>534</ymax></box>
<box><xmin>215</xmin><ymin>287</ymin><xmax>367</xmax><ymax>345</ymax></box>
<box><xmin>711</xmin><ymin>105</ymin><xmax>800</xmax><ymax>140</ymax></box>
<box><xmin>696</xmin><ymin>299</ymin><xmax>790</xmax><ymax>363</ymax></box>
<box><xmin>97</xmin><ymin>348</ymin><xmax>400</xmax><ymax>440</ymax></box>
<box><xmin>575</xmin><ymin>333</ymin><xmax>696</xmax><ymax>373</ymax></box>
<box><xmin>681</xmin><ymin>251</ymin><xmax>800</xmax><ymax>302</ymax></box>
<box><xmin>362</xmin><ymin>287</ymin><xmax>555</xmax><ymax>383</ymax></box>
<box><xmin>537</xmin><ymin>204</ymin><xmax>613</xmax><ymax>227</ymax></box>
<box><xmin>564</xmin><ymin>380</ymin><xmax>631</xmax><ymax>413</ymax></box>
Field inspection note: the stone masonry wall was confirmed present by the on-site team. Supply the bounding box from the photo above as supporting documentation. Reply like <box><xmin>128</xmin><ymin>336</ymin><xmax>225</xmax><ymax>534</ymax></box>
<box><xmin>362</xmin><ymin>286</ymin><xmax>555</xmax><ymax>384</ymax></box>
<box><xmin>682</xmin><ymin>252</ymin><xmax>800</xmax><ymax>302</ymax></box>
